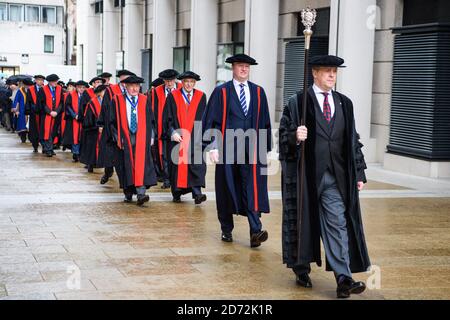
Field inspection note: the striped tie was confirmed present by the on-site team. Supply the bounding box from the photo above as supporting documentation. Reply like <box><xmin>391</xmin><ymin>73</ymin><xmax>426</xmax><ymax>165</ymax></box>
<box><xmin>239</xmin><ymin>83</ymin><xmax>248</xmax><ymax>116</ymax></box>
<box><xmin>321</xmin><ymin>92</ymin><xmax>332</xmax><ymax>123</ymax></box>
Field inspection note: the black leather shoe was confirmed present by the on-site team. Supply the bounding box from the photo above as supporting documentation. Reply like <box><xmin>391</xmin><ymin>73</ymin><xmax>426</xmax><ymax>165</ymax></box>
<box><xmin>136</xmin><ymin>195</ymin><xmax>150</xmax><ymax>206</ymax></box>
<box><xmin>173</xmin><ymin>196</ymin><xmax>181</xmax><ymax>203</ymax></box>
<box><xmin>33</xmin><ymin>148</ymin><xmax>38</xmax><ymax>153</ymax></box>
<box><xmin>296</xmin><ymin>273</ymin><xmax>313</xmax><ymax>288</ymax></box>
<box><xmin>336</xmin><ymin>276</ymin><xmax>366</xmax><ymax>299</ymax></box>
<box><xmin>161</xmin><ymin>181</ymin><xmax>171</xmax><ymax>189</ymax></box>
<box><xmin>250</xmin><ymin>230</ymin><xmax>268</xmax><ymax>248</ymax></box>
<box><xmin>100</xmin><ymin>175</ymin><xmax>109</xmax><ymax>185</ymax></box>
<box><xmin>124</xmin><ymin>195</ymin><xmax>133</xmax><ymax>203</ymax></box>
<box><xmin>194</xmin><ymin>194</ymin><xmax>207</xmax><ymax>204</ymax></box>
<box><xmin>221</xmin><ymin>233</ymin><xmax>233</xmax><ymax>242</ymax></box>
<box><xmin>46</xmin><ymin>153</ymin><xmax>53</xmax><ymax>157</ymax></box>
<box><xmin>87</xmin><ymin>165</ymin><xmax>94</xmax><ymax>173</ymax></box>
<box><xmin>51</xmin><ymin>151</ymin><xmax>56</xmax><ymax>156</ymax></box>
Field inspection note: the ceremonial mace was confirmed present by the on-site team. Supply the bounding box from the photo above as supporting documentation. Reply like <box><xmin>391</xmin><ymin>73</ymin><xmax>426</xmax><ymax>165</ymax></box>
<box><xmin>297</xmin><ymin>8</ymin><xmax>316</xmax><ymax>262</ymax></box>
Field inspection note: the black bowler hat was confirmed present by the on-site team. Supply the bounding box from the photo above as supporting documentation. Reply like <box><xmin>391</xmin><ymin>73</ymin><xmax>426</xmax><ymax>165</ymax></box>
<box><xmin>99</xmin><ymin>72</ymin><xmax>112</xmax><ymax>78</ymax></box>
<box><xmin>309</xmin><ymin>55</ymin><xmax>346</xmax><ymax>68</ymax></box>
<box><xmin>94</xmin><ymin>84</ymin><xmax>108</xmax><ymax>94</ymax></box>
<box><xmin>151</xmin><ymin>78</ymin><xmax>164</xmax><ymax>88</ymax></box>
<box><xmin>57</xmin><ymin>80</ymin><xmax>65</xmax><ymax>86</ymax></box>
<box><xmin>67</xmin><ymin>81</ymin><xmax>77</xmax><ymax>87</ymax></box>
<box><xmin>159</xmin><ymin>69</ymin><xmax>179</xmax><ymax>80</ymax></box>
<box><xmin>6</xmin><ymin>79</ymin><xmax>17</xmax><ymax>86</ymax></box>
<box><xmin>121</xmin><ymin>75</ymin><xmax>145</xmax><ymax>84</ymax></box>
<box><xmin>89</xmin><ymin>77</ymin><xmax>106</xmax><ymax>85</ymax></box>
<box><xmin>76</xmin><ymin>80</ymin><xmax>89</xmax><ymax>88</ymax></box>
<box><xmin>46</xmin><ymin>74</ymin><xmax>60</xmax><ymax>82</ymax></box>
<box><xmin>116</xmin><ymin>69</ymin><xmax>136</xmax><ymax>77</ymax></box>
<box><xmin>225</xmin><ymin>53</ymin><xmax>258</xmax><ymax>65</ymax></box>
<box><xmin>178</xmin><ymin>71</ymin><xmax>201</xmax><ymax>81</ymax></box>
<box><xmin>34</xmin><ymin>75</ymin><xmax>45</xmax><ymax>80</ymax></box>
<box><xmin>23</xmin><ymin>78</ymin><xmax>34</xmax><ymax>86</ymax></box>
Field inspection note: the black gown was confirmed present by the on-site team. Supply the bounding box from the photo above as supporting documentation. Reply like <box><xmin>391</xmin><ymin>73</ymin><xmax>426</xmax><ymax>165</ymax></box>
<box><xmin>278</xmin><ymin>88</ymin><xmax>371</xmax><ymax>273</ymax></box>
<box><xmin>80</xmin><ymin>98</ymin><xmax>101</xmax><ymax>167</ymax></box>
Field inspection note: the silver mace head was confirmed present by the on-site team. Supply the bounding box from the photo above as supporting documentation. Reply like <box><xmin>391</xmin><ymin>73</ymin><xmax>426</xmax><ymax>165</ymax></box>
<box><xmin>301</xmin><ymin>7</ymin><xmax>317</xmax><ymax>49</ymax></box>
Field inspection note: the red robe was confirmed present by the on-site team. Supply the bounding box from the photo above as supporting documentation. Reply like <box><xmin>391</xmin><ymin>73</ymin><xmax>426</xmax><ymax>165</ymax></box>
<box><xmin>162</xmin><ymin>89</ymin><xmax>207</xmax><ymax>189</ymax></box>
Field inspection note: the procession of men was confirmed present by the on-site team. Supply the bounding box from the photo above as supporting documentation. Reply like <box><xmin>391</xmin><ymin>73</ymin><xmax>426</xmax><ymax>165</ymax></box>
<box><xmin>0</xmin><ymin>53</ymin><xmax>371</xmax><ymax>299</ymax></box>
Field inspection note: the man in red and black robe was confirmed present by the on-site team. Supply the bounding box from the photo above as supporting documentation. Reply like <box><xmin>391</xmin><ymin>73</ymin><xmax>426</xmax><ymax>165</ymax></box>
<box><xmin>109</xmin><ymin>75</ymin><xmax>157</xmax><ymax>206</ymax></box>
<box><xmin>97</xmin><ymin>70</ymin><xmax>135</xmax><ymax>185</ymax></box>
<box><xmin>60</xmin><ymin>81</ymin><xmax>76</xmax><ymax>151</ymax></box>
<box><xmin>78</xmin><ymin>77</ymin><xmax>105</xmax><ymax>162</ymax></box>
<box><xmin>37</xmin><ymin>74</ymin><xmax>64</xmax><ymax>157</ymax></box>
<box><xmin>162</xmin><ymin>71</ymin><xmax>207</xmax><ymax>204</ymax></box>
<box><xmin>80</xmin><ymin>85</ymin><xmax>107</xmax><ymax>173</ymax></box>
<box><xmin>25</xmin><ymin>75</ymin><xmax>45</xmax><ymax>153</ymax></box>
<box><xmin>63</xmin><ymin>80</ymin><xmax>88</xmax><ymax>162</ymax></box>
<box><xmin>152</xmin><ymin>69</ymin><xmax>182</xmax><ymax>189</ymax></box>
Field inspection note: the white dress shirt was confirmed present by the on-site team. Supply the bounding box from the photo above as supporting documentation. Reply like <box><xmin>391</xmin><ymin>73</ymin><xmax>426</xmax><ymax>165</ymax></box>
<box><xmin>312</xmin><ymin>83</ymin><xmax>335</xmax><ymax>118</ymax></box>
<box><xmin>119</xmin><ymin>84</ymin><xmax>126</xmax><ymax>94</ymax></box>
<box><xmin>181</xmin><ymin>88</ymin><xmax>193</xmax><ymax>104</ymax></box>
<box><xmin>165</xmin><ymin>86</ymin><xmax>175</xmax><ymax>97</ymax></box>
<box><xmin>233</xmin><ymin>79</ymin><xmax>251</xmax><ymax>109</ymax></box>
<box><xmin>125</xmin><ymin>93</ymin><xmax>139</xmax><ymax>128</ymax></box>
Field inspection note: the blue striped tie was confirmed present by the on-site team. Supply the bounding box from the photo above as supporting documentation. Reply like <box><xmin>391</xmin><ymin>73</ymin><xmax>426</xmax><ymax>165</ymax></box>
<box><xmin>239</xmin><ymin>83</ymin><xmax>248</xmax><ymax>116</ymax></box>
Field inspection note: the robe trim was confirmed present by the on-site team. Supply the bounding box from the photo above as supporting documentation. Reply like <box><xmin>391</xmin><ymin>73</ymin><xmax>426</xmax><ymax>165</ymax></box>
<box><xmin>70</xmin><ymin>91</ymin><xmax>81</xmax><ymax>145</ymax></box>
<box><xmin>117</xmin><ymin>94</ymin><xmax>148</xmax><ymax>187</ymax></box>
<box><xmin>29</xmin><ymin>86</ymin><xmax>37</xmax><ymax>105</ymax></box>
<box><xmin>43</xmin><ymin>85</ymin><xmax>62</xmax><ymax>140</ymax></box>
<box><xmin>172</xmin><ymin>89</ymin><xmax>203</xmax><ymax>189</ymax></box>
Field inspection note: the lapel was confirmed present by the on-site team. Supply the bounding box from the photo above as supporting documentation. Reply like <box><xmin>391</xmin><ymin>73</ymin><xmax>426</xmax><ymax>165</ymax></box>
<box><xmin>330</xmin><ymin>91</ymin><xmax>343</xmax><ymax>136</ymax></box>
<box><xmin>248</xmin><ymin>82</ymin><xmax>258</xmax><ymax>125</ymax></box>
<box><xmin>309</xmin><ymin>87</ymin><xmax>331</xmax><ymax>137</ymax></box>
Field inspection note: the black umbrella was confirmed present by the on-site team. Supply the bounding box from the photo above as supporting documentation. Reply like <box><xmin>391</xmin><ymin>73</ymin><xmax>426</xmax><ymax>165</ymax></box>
<box><xmin>7</xmin><ymin>74</ymin><xmax>33</xmax><ymax>82</ymax></box>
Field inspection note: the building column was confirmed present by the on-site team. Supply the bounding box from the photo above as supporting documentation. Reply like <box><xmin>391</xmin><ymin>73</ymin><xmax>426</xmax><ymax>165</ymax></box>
<box><xmin>329</xmin><ymin>0</ymin><xmax>377</xmax><ymax>162</ymax></box>
<box><xmin>190</xmin><ymin>0</ymin><xmax>218</xmax><ymax>96</ymax></box>
<box><xmin>102</xmin><ymin>0</ymin><xmax>120</xmax><ymax>76</ymax></box>
<box><xmin>244</xmin><ymin>0</ymin><xmax>279</xmax><ymax>125</ymax></box>
<box><xmin>123</xmin><ymin>0</ymin><xmax>144</xmax><ymax>75</ymax></box>
<box><xmin>77</xmin><ymin>1</ymin><xmax>100</xmax><ymax>80</ymax></box>
<box><xmin>152</xmin><ymin>0</ymin><xmax>176</xmax><ymax>80</ymax></box>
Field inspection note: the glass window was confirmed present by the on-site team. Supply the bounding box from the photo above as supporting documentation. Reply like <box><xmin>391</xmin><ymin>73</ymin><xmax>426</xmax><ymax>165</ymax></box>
<box><xmin>26</xmin><ymin>6</ymin><xmax>40</xmax><ymax>23</ymax></box>
<box><xmin>173</xmin><ymin>47</ymin><xmax>190</xmax><ymax>73</ymax></box>
<box><xmin>44</xmin><ymin>35</ymin><xmax>54</xmax><ymax>53</ymax></box>
<box><xmin>56</xmin><ymin>7</ymin><xmax>64</xmax><ymax>26</ymax></box>
<box><xmin>96</xmin><ymin>53</ymin><xmax>103</xmax><ymax>75</ymax></box>
<box><xmin>42</xmin><ymin>6</ymin><xmax>56</xmax><ymax>24</ymax></box>
<box><xmin>0</xmin><ymin>4</ymin><xmax>7</xmax><ymax>21</ymax></box>
<box><xmin>231</xmin><ymin>21</ymin><xmax>245</xmax><ymax>43</ymax></box>
<box><xmin>216</xmin><ymin>44</ymin><xmax>233</xmax><ymax>86</ymax></box>
<box><xmin>9</xmin><ymin>4</ymin><xmax>24</xmax><ymax>22</ymax></box>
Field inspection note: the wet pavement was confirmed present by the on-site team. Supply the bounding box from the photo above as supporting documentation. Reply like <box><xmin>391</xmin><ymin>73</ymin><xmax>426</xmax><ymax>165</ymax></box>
<box><xmin>0</xmin><ymin>129</ymin><xmax>449</xmax><ymax>300</ymax></box>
